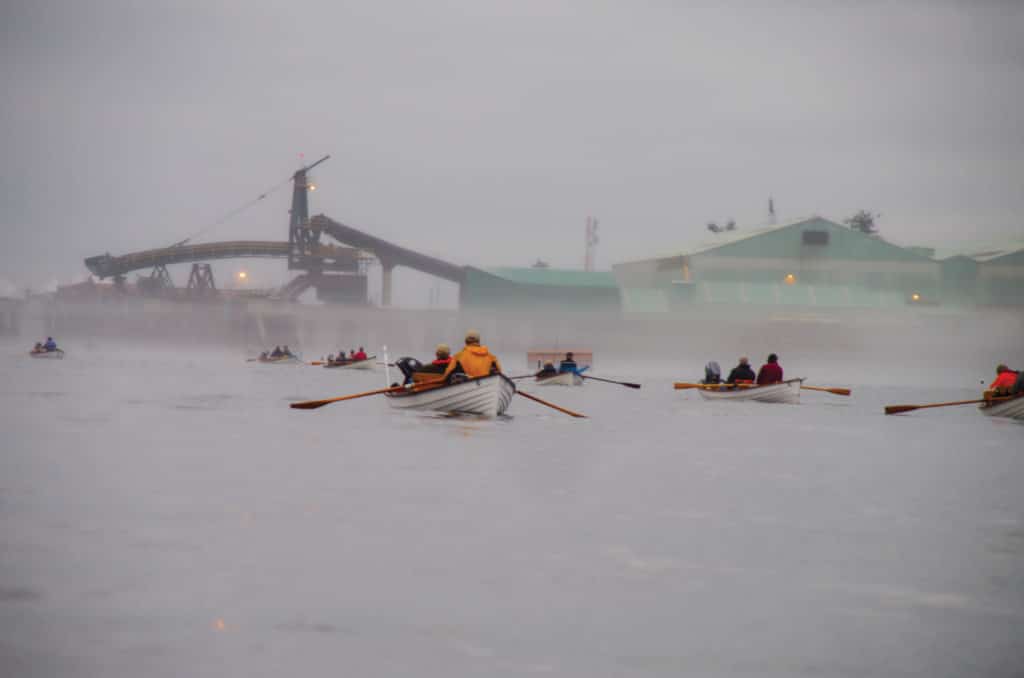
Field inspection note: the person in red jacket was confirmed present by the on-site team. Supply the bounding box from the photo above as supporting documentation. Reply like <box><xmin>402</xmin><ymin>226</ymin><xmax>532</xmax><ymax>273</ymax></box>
<box><xmin>756</xmin><ymin>353</ymin><xmax>784</xmax><ymax>385</ymax></box>
<box><xmin>353</xmin><ymin>346</ymin><xmax>368</xmax><ymax>361</ymax></box>
<box><xmin>989</xmin><ymin>364</ymin><xmax>1018</xmax><ymax>395</ymax></box>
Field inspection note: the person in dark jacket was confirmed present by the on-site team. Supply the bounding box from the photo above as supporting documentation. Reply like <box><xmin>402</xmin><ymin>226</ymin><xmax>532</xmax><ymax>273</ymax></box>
<box><xmin>756</xmin><ymin>353</ymin><xmax>783</xmax><ymax>385</ymax></box>
<box><xmin>418</xmin><ymin>344</ymin><xmax>453</xmax><ymax>374</ymax></box>
<box><xmin>703</xmin><ymin>361</ymin><xmax>722</xmax><ymax>384</ymax></box>
<box><xmin>536</xmin><ymin>361</ymin><xmax>558</xmax><ymax>378</ymax></box>
<box><xmin>270</xmin><ymin>346</ymin><xmax>283</xmax><ymax>358</ymax></box>
<box><xmin>559</xmin><ymin>352</ymin><xmax>578</xmax><ymax>374</ymax></box>
<box><xmin>726</xmin><ymin>357</ymin><xmax>756</xmax><ymax>384</ymax></box>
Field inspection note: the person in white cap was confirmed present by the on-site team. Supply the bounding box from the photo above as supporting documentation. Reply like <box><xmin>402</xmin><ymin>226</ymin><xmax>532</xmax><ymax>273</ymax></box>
<box><xmin>442</xmin><ymin>329</ymin><xmax>503</xmax><ymax>380</ymax></box>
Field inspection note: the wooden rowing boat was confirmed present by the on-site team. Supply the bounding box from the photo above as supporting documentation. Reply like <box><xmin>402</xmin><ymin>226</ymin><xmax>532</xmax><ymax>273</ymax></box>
<box><xmin>979</xmin><ymin>393</ymin><xmax>1024</xmax><ymax>420</ymax></box>
<box><xmin>697</xmin><ymin>378</ymin><xmax>804</xmax><ymax>404</ymax></box>
<box><xmin>29</xmin><ymin>348</ymin><xmax>64</xmax><ymax>360</ymax></box>
<box><xmin>256</xmin><ymin>355</ymin><xmax>301</xmax><ymax>364</ymax></box>
<box><xmin>323</xmin><ymin>355</ymin><xmax>376</xmax><ymax>370</ymax></box>
<box><xmin>535</xmin><ymin>371</ymin><xmax>584</xmax><ymax>387</ymax></box>
<box><xmin>386</xmin><ymin>374</ymin><xmax>516</xmax><ymax>417</ymax></box>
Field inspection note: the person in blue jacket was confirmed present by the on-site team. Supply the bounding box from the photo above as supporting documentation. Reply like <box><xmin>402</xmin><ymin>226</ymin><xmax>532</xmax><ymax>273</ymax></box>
<box><xmin>558</xmin><ymin>352</ymin><xmax>578</xmax><ymax>374</ymax></box>
<box><xmin>43</xmin><ymin>337</ymin><xmax>57</xmax><ymax>351</ymax></box>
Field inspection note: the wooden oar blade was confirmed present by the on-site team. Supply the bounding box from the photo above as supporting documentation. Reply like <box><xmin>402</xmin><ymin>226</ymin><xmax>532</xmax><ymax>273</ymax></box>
<box><xmin>884</xmin><ymin>404</ymin><xmax>919</xmax><ymax>415</ymax></box>
<box><xmin>290</xmin><ymin>399</ymin><xmax>333</xmax><ymax>410</ymax></box>
<box><xmin>674</xmin><ymin>382</ymin><xmax>701</xmax><ymax>390</ymax></box>
<box><xmin>830</xmin><ymin>388</ymin><xmax>852</xmax><ymax>396</ymax></box>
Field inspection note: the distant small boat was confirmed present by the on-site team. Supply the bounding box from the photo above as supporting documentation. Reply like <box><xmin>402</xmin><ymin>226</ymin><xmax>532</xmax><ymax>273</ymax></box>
<box><xmin>29</xmin><ymin>348</ymin><xmax>64</xmax><ymax>360</ymax></box>
<box><xmin>697</xmin><ymin>378</ymin><xmax>804</xmax><ymax>404</ymax></box>
<box><xmin>324</xmin><ymin>355</ymin><xmax>376</xmax><ymax>370</ymax></box>
<box><xmin>535</xmin><ymin>371</ymin><xmax>584</xmax><ymax>386</ymax></box>
<box><xmin>255</xmin><ymin>354</ymin><xmax>301</xmax><ymax>364</ymax></box>
<box><xmin>386</xmin><ymin>374</ymin><xmax>515</xmax><ymax>417</ymax></box>
<box><xmin>979</xmin><ymin>393</ymin><xmax>1024</xmax><ymax>421</ymax></box>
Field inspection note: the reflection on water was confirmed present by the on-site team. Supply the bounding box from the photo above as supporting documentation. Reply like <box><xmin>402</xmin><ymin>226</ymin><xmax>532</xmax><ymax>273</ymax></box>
<box><xmin>1</xmin><ymin>340</ymin><xmax>1022</xmax><ymax>677</ymax></box>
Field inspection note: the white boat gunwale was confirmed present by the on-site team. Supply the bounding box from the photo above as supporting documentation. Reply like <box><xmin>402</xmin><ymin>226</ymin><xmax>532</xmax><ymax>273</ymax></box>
<box><xmin>535</xmin><ymin>371</ymin><xmax>584</xmax><ymax>386</ymax></box>
<box><xmin>696</xmin><ymin>377</ymin><xmax>804</xmax><ymax>404</ymax></box>
<box><xmin>386</xmin><ymin>373</ymin><xmax>517</xmax><ymax>417</ymax></box>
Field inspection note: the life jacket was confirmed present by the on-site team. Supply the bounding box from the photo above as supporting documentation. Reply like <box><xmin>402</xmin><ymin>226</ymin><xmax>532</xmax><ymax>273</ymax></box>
<box><xmin>444</xmin><ymin>345</ymin><xmax>502</xmax><ymax>379</ymax></box>
<box><xmin>559</xmin><ymin>360</ymin><xmax>578</xmax><ymax>374</ymax></box>
<box><xmin>991</xmin><ymin>370</ymin><xmax>1018</xmax><ymax>393</ymax></box>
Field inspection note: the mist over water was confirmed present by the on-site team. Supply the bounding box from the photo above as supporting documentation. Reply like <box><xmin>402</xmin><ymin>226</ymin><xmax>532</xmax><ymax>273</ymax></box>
<box><xmin>2</xmin><ymin>305</ymin><xmax>1022</xmax><ymax>677</ymax></box>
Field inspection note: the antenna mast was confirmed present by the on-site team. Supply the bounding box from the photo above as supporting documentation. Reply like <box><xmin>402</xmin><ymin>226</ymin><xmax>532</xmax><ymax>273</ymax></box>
<box><xmin>584</xmin><ymin>216</ymin><xmax>599</xmax><ymax>271</ymax></box>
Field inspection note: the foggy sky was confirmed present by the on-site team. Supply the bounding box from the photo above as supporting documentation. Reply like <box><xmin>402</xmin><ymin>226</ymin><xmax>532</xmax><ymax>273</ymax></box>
<box><xmin>2</xmin><ymin>0</ymin><xmax>1023</xmax><ymax>289</ymax></box>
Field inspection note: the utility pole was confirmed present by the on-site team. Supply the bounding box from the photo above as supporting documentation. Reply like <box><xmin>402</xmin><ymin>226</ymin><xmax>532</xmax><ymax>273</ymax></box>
<box><xmin>584</xmin><ymin>216</ymin><xmax>599</xmax><ymax>271</ymax></box>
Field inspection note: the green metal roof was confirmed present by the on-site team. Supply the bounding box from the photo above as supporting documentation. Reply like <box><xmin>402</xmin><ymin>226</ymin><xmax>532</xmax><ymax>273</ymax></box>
<box><xmin>485</xmin><ymin>267</ymin><xmax>619</xmax><ymax>288</ymax></box>
<box><xmin>930</xmin><ymin>239</ymin><xmax>1024</xmax><ymax>263</ymax></box>
<box><xmin>616</xmin><ymin>217</ymin><xmax>936</xmax><ymax>265</ymax></box>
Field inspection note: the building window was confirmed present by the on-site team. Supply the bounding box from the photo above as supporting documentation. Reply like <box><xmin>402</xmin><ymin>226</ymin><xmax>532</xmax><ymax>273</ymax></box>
<box><xmin>802</xmin><ymin>230</ymin><xmax>829</xmax><ymax>246</ymax></box>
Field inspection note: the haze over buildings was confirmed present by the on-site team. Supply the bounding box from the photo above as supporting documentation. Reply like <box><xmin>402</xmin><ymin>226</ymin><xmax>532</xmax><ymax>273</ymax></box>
<box><xmin>3</xmin><ymin>0</ymin><xmax>1024</xmax><ymax>299</ymax></box>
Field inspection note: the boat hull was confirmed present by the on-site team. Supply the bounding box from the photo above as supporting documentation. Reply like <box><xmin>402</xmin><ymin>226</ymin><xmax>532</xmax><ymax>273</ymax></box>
<box><xmin>980</xmin><ymin>394</ymin><xmax>1024</xmax><ymax>420</ymax></box>
<box><xmin>257</xmin><ymin>355</ymin><xmax>301</xmax><ymax>365</ymax></box>
<box><xmin>324</xmin><ymin>356</ymin><xmax>376</xmax><ymax>370</ymax></box>
<box><xmin>697</xmin><ymin>378</ymin><xmax>803</xmax><ymax>404</ymax></box>
<box><xmin>386</xmin><ymin>374</ymin><xmax>516</xmax><ymax>417</ymax></box>
<box><xmin>29</xmin><ymin>349</ymin><xmax>64</xmax><ymax>360</ymax></box>
<box><xmin>535</xmin><ymin>372</ymin><xmax>584</xmax><ymax>386</ymax></box>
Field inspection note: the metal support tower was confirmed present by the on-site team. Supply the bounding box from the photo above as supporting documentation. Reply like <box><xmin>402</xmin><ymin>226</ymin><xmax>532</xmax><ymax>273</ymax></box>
<box><xmin>186</xmin><ymin>263</ymin><xmax>217</xmax><ymax>297</ymax></box>
<box><xmin>287</xmin><ymin>154</ymin><xmax>331</xmax><ymax>271</ymax></box>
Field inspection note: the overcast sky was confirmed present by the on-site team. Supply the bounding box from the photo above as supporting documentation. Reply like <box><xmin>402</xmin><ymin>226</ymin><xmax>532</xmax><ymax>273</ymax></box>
<box><xmin>2</xmin><ymin>0</ymin><xmax>1023</xmax><ymax>289</ymax></box>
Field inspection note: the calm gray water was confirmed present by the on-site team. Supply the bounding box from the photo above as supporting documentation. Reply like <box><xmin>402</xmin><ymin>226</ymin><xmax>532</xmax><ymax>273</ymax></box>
<box><xmin>2</xmin><ymin>342</ymin><xmax>1023</xmax><ymax>677</ymax></box>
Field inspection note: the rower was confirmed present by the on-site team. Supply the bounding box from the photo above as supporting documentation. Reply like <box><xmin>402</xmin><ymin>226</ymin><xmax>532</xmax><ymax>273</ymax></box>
<box><xmin>726</xmin><ymin>357</ymin><xmax>756</xmax><ymax>385</ymax></box>
<box><xmin>271</xmin><ymin>346</ymin><xmax>283</xmax><ymax>357</ymax></box>
<box><xmin>354</xmin><ymin>346</ymin><xmax>368</xmax><ymax>361</ymax></box>
<box><xmin>989</xmin><ymin>364</ymin><xmax>1019</xmax><ymax>396</ymax></box>
<box><xmin>558</xmin><ymin>352</ymin><xmax>578</xmax><ymax>374</ymax></box>
<box><xmin>419</xmin><ymin>344</ymin><xmax>453</xmax><ymax>374</ymax></box>
<box><xmin>702</xmin><ymin>361</ymin><xmax>722</xmax><ymax>384</ymax></box>
<box><xmin>44</xmin><ymin>337</ymin><xmax>57</xmax><ymax>352</ymax></box>
<box><xmin>536</xmin><ymin>361</ymin><xmax>558</xmax><ymax>378</ymax></box>
<box><xmin>442</xmin><ymin>330</ymin><xmax>503</xmax><ymax>380</ymax></box>
<box><xmin>756</xmin><ymin>353</ymin><xmax>784</xmax><ymax>385</ymax></box>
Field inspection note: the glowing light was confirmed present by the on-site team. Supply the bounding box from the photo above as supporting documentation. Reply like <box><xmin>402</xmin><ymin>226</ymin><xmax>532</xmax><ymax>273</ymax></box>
<box><xmin>214</xmin><ymin>619</ymin><xmax>226</xmax><ymax>631</ymax></box>
<box><xmin>307</xmin><ymin>183</ymin><xmax>317</xmax><ymax>192</ymax></box>
<box><xmin>237</xmin><ymin>271</ymin><xmax>248</xmax><ymax>281</ymax></box>
<box><xmin>784</xmin><ymin>273</ymin><xmax>796</xmax><ymax>285</ymax></box>
<box><xmin>911</xmin><ymin>293</ymin><xmax>921</xmax><ymax>301</ymax></box>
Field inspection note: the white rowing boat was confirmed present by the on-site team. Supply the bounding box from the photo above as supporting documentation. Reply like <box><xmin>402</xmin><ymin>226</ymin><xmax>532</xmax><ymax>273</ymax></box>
<box><xmin>386</xmin><ymin>374</ymin><xmax>516</xmax><ymax>417</ymax></box>
<box><xmin>979</xmin><ymin>393</ymin><xmax>1024</xmax><ymax>421</ymax></box>
<box><xmin>535</xmin><ymin>371</ymin><xmax>584</xmax><ymax>387</ymax></box>
<box><xmin>29</xmin><ymin>349</ymin><xmax>64</xmax><ymax>360</ymax></box>
<box><xmin>324</xmin><ymin>355</ymin><xmax>376</xmax><ymax>370</ymax></box>
<box><xmin>697</xmin><ymin>378</ymin><xmax>804</xmax><ymax>404</ymax></box>
<box><xmin>255</xmin><ymin>355</ymin><xmax>302</xmax><ymax>365</ymax></box>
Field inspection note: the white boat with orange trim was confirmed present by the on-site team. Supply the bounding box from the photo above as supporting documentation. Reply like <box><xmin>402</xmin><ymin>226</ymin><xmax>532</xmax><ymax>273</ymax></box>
<box><xmin>324</xmin><ymin>355</ymin><xmax>376</xmax><ymax>370</ymax></box>
<box><xmin>697</xmin><ymin>378</ymin><xmax>804</xmax><ymax>404</ymax></box>
<box><xmin>386</xmin><ymin>374</ymin><xmax>516</xmax><ymax>417</ymax></box>
<box><xmin>535</xmin><ymin>371</ymin><xmax>584</xmax><ymax>387</ymax></box>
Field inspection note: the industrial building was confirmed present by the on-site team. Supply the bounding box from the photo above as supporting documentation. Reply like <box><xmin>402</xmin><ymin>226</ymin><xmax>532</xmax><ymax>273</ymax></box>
<box><xmin>612</xmin><ymin>217</ymin><xmax>941</xmax><ymax>312</ymax></box>
<box><xmin>460</xmin><ymin>267</ymin><xmax>621</xmax><ymax>311</ymax></box>
<box><xmin>934</xmin><ymin>241</ymin><xmax>1024</xmax><ymax>308</ymax></box>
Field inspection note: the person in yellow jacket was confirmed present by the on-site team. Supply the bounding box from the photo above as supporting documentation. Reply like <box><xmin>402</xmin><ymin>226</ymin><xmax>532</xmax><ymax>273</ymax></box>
<box><xmin>442</xmin><ymin>329</ymin><xmax>503</xmax><ymax>380</ymax></box>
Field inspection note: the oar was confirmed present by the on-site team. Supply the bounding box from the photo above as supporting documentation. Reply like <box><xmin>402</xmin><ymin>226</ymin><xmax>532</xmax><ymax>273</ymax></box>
<box><xmin>309</xmin><ymin>360</ymin><xmax>325</xmax><ymax>366</ymax></box>
<box><xmin>290</xmin><ymin>384</ymin><xmax>408</xmax><ymax>410</ymax></box>
<box><xmin>516</xmin><ymin>390</ymin><xmax>587</xmax><ymax>418</ymax></box>
<box><xmin>884</xmin><ymin>396</ymin><xmax>1011</xmax><ymax>415</ymax></box>
<box><xmin>580</xmin><ymin>374</ymin><xmax>641</xmax><ymax>389</ymax></box>
<box><xmin>801</xmin><ymin>385</ymin><xmax>852</xmax><ymax>396</ymax></box>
